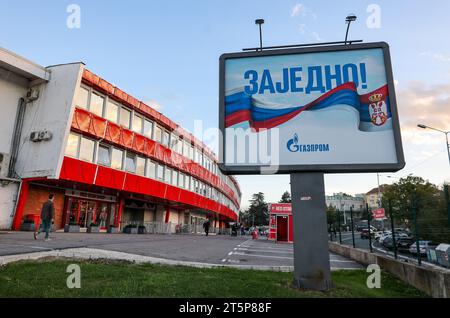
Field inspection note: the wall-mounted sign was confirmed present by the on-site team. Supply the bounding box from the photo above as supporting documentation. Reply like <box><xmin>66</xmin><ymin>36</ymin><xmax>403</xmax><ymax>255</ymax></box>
<box><xmin>372</xmin><ymin>207</ymin><xmax>386</xmax><ymax>220</ymax></box>
<box><xmin>219</xmin><ymin>42</ymin><xmax>405</xmax><ymax>174</ymax></box>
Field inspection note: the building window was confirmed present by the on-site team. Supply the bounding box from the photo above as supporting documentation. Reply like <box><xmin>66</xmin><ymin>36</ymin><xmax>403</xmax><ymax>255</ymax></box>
<box><xmin>111</xmin><ymin>148</ymin><xmax>124</xmax><ymax>170</ymax></box>
<box><xmin>119</xmin><ymin>107</ymin><xmax>131</xmax><ymax>128</ymax></box>
<box><xmin>184</xmin><ymin>175</ymin><xmax>190</xmax><ymax>189</ymax></box>
<box><xmin>176</xmin><ymin>138</ymin><xmax>183</xmax><ymax>154</ymax></box>
<box><xmin>97</xmin><ymin>144</ymin><xmax>111</xmax><ymax>167</ymax></box>
<box><xmin>65</xmin><ymin>133</ymin><xmax>80</xmax><ymax>157</ymax></box>
<box><xmin>157</xmin><ymin>164</ymin><xmax>164</xmax><ymax>180</ymax></box>
<box><xmin>136</xmin><ymin>156</ymin><xmax>146</xmax><ymax>176</ymax></box>
<box><xmin>132</xmin><ymin>113</ymin><xmax>143</xmax><ymax>134</ymax></box>
<box><xmin>189</xmin><ymin>146</ymin><xmax>194</xmax><ymax>161</ymax></box>
<box><xmin>171</xmin><ymin>170</ymin><xmax>178</xmax><ymax>186</ymax></box>
<box><xmin>105</xmin><ymin>100</ymin><xmax>119</xmax><ymax>123</ymax></box>
<box><xmin>190</xmin><ymin>177</ymin><xmax>195</xmax><ymax>192</ymax></box>
<box><xmin>90</xmin><ymin>93</ymin><xmax>104</xmax><ymax>117</ymax></box>
<box><xmin>162</xmin><ymin>130</ymin><xmax>170</xmax><ymax>147</ymax></box>
<box><xmin>170</xmin><ymin>136</ymin><xmax>178</xmax><ymax>151</ymax></box>
<box><xmin>146</xmin><ymin>160</ymin><xmax>156</xmax><ymax>179</ymax></box>
<box><xmin>164</xmin><ymin>168</ymin><xmax>171</xmax><ymax>183</ymax></box>
<box><xmin>125</xmin><ymin>152</ymin><xmax>137</xmax><ymax>173</ymax></box>
<box><xmin>183</xmin><ymin>141</ymin><xmax>190</xmax><ymax>158</ymax></box>
<box><xmin>143</xmin><ymin>119</ymin><xmax>153</xmax><ymax>139</ymax></box>
<box><xmin>79</xmin><ymin>137</ymin><xmax>95</xmax><ymax>162</ymax></box>
<box><xmin>154</xmin><ymin>126</ymin><xmax>162</xmax><ymax>143</ymax></box>
<box><xmin>75</xmin><ymin>86</ymin><xmax>89</xmax><ymax>109</ymax></box>
<box><xmin>179</xmin><ymin>173</ymin><xmax>185</xmax><ymax>189</ymax></box>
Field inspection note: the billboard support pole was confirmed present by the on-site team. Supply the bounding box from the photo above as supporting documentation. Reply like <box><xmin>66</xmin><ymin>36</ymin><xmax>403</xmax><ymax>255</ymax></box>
<box><xmin>290</xmin><ymin>172</ymin><xmax>332</xmax><ymax>291</ymax></box>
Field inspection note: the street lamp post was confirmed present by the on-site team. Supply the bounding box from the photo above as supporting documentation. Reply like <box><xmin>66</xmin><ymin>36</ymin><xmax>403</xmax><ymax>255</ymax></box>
<box><xmin>344</xmin><ymin>14</ymin><xmax>357</xmax><ymax>45</ymax></box>
<box><xmin>417</xmin><ymin>124</ymin><xmax>450</xmax><ymax>166</ymax></box>
<box><xmin>255</xmin><ymin>19</ymin><xmax>264</xmax><ymax>51</ymax></box>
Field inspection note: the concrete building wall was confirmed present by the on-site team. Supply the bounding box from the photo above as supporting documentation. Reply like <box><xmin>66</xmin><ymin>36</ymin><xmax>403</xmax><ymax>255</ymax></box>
<box><xmin>0</xmin><ymin>182</ymin><xmax>19</xmax><ymax>229</ymax></box>
<box><xmin>0</xmin><ymin>64</ymin><xmax>31</xmax><ymax>229</ymax></box>
<box><xmin>0</xmin><ymin>68</ymin><xmax>28</xmax><ymax>155</ymax></box>
<box><xmin>14</xmin><ymin>63</ymin><xmax>84</xmax><ymax>179</ymax></box>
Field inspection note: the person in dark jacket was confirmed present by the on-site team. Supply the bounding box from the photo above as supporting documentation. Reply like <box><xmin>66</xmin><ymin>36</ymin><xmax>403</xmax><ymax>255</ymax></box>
<box><xmin>34</xmin><ymin>194</ymin><xmax>55</xmax><ymax>241</ymax></box>
<box><xmin>203</xmin><ymin>219</ymin><xmax>211</xmax><ymax>236</ymax></box>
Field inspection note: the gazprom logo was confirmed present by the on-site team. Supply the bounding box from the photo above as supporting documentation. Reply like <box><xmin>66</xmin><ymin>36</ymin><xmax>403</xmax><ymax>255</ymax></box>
<box><xmin>287</xmin><ymin>133</ymin><xmax>330</xmax><ymax>153</ymax></box>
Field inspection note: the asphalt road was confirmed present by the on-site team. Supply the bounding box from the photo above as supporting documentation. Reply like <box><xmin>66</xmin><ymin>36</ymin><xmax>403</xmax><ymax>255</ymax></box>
<box><xmin>333</xmin><ymin>231</ymin><xmax>447</xmax><ymax>270</ymax></box>
<box><xmin>0</xmin><ymin>231</ymin><xmax>362</xmax><ymax>269</ymax></box>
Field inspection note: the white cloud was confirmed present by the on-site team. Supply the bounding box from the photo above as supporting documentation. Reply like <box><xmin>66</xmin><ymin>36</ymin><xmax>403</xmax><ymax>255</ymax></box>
<box><xmin>145</xmin><ymin>99</ymin><xmax>163</xmax><ymax>111</ymax></box>
<box><xmin>311</xmin><ymin>31</ymin><xmax>323</xmax><ymax>42</ymax></box>
<box><xmin>420</xmin><ymin>51</ymin><xmax>450</xmax><ymax>62</ymax></box>
<box><xmin>298</xmin><ymin>23</ymin><xmax>306</xmax><ymax>34</ymax></box>
<box><xmin>396</xmin><ymin>81</ymin><xmax>450</xmax><ymax>146</ymax></box>
<box><xmin>291</xmin><ymin>4</ymin><xmax>304</xmax><ymax>17</ymax></box>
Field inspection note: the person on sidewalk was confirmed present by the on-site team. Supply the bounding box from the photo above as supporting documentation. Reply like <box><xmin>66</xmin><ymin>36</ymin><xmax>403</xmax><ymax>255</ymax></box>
<box><xmin>34</xmin><ymin>194</ymin><xmax>55</xmax><ymax>241</ymax></box>
<box><xmin>203</xmin><ymin>219</ymin><xmax>211</xmax><ymax>236</ymax></box>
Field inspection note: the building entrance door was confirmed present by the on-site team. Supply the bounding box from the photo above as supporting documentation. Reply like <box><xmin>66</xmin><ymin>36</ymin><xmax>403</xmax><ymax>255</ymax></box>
<box><xmin>276</xmin><ymin>216</ymin><xmax>288</xmax><ymax>242</ymax></box>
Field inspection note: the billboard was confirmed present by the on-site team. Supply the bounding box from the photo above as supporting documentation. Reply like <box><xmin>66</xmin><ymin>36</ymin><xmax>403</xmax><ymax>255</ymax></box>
<box><xmin>219</xmin><ymin>42</ymin><xmax>405</xmax><ymax>174</ymax></box>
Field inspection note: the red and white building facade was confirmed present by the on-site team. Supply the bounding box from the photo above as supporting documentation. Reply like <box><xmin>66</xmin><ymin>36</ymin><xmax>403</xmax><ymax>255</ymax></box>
<box><xmin>0</xmin><ymin>47</ymin><xmax>241</xmax><ymax>233</ymax></box>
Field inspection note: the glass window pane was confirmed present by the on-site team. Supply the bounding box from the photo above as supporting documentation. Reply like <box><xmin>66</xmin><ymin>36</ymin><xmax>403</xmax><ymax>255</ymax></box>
<box><xmin>119</xmin><ymin>107</ymin><xmax>131</xmax><ymax>128</ymax></box>
<box><xmin>162</xmin><ymin>131</ymin><xmax>170</xmax><ymax>147</ymax></box>
<box><xmin>111</xmin><ymin>148</ymin><xmax>123</xmax><ymax>170</ymax></box>
<box><xmin>65</xmin><ymin>133</ymin><xmax>79</xmax><ymax>157</ymax></box>
<box><xmin>136</xmin><ymin>157</ymin><xmax>145</xmax><ymax>176</ymax></box>
<box><xmin>164</xmin><ymin>168</ymin><xmax>171</xmax><ymax>183</ymax></box>
<box><xmin>146</xmin><ymin>160</ymin><xmax>156</xmax><ymax>179</ymax></box>
<box><xmin>179</xmin><ymin>173</ymin><xmax>185</xmax><ymax>189</ymax></box>
<box><xmin>105</xmin><ymin>101</ymin><xmax>119</xmax><ymax>123</ymax></box>
<box><xmin>172</xmin><ymin>170</ymin><xmax>178</xmax><ymax>186</ymax></box>
<box><xmin>183</xmin><ymin>141</ymin><xmax>189</xmax><ymax>157</ymax></box>
<box><xmin>154</xmin><ymin>126</ymin><xmax>162</xmax><ymax>143</ymax></box>
<box><xmin>176</xmin><ymin>139</ymin><xmax>183</xmax><ymax>153</ymax></box>
<box><xmin>75</xmin><ymin>87</ymin><xmax>89</xmax><ymax>109</ymax></box>
<box><xmin>90</xmin><ymin>93</ymin><xmax>104</xmax><ymax>117</ymax></box>
<box><xmin>97</xmin><ymin>144</ymin><xmax>111</xmax><ymax>166</ymax></box>
<box><xmin>79</xmin><ymin>137</ymin><xmax>95</xmax><ymax>162</ymax></box>
<box><xmin>126</xmin><ymin>153</ymin><xmax>136</xmax><ymax>173</ymax></box>
<box><xmin>132</xmin><ymin>114</ymin><xmax>143</xmax><ymax>134</ymax></box>
<box><xmin>170</xmin><ymin>136</ymin><xmax>178</xmax><ymax>150</ymax></box>
<box><xmin>157</xmin><ymin>164</ymin><xmax>164</xmax><ymax>180</ymax></box>
<box><xmin>144</xmin><ymin>120</ymin><xmax>153</xmax><ymax>138</ymax></box>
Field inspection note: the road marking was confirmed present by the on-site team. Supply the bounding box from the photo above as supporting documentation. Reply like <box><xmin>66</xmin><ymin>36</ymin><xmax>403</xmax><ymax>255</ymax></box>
<box><xmin>221</xmin><ymin>259</ymin><xmax>227</xmax><ymax>262</ymax></box>
<box><xmin>232</xmin><ymin>252</ymin><xmax>292</xmax><ymax>260</ymax></box>
<box><xmin>228</xmin><ymin>251</ymin><xmax>233</xmax><ymax>256</ymax></box>
<box><xmin>237</xmin><ymin>247</ymin><xmax>293</xmax><ymax>254</ymax></box>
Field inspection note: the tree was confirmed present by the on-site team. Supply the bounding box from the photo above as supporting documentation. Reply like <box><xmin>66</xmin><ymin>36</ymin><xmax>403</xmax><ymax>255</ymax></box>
<box><xmin>279</xmin><ymin>191</ymin><xmax>291</xmax><ymax>203</ymax></box>
<box><xmin>246</xmin><ymin>192</ymin><xmax>269</xmax><ymax>226</ymax></box>
<box><xmin>382</xmin><ymin>176</ymin><xmax>450</xmax><ymax>242</ymax></box>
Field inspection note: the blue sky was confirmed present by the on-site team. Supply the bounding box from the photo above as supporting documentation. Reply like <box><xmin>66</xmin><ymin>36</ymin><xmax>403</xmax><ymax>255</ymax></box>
<box><xmin>1</xmin><ymin>0</ymin><xmax>449</xmax><ymax>208</ymax></box>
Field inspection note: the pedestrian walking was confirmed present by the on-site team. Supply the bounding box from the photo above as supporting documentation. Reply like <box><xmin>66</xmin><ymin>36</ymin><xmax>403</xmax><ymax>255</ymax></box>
<box><xmin>203</xmin><ymin>219</ymin><xmax>211</xmax><ymax>236</ymax></box>
<box><xmin>34</xmin><ymin>194</ymin><xmax>55</xmax><ymax>241</ymax></box>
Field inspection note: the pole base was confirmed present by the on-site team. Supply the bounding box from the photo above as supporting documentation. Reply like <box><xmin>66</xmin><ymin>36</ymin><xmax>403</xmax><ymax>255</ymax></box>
<box><xmin>293</xmin><ymin>276</ymin><xmax>333</xmax><ymax>291</ymax></box>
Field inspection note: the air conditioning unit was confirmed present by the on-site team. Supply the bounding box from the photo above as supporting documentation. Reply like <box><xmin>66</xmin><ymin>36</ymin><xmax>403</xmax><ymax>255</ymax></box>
<box><xmin>0</xmin><ymin>153</ymin><xmax>11</xmax><ymax>178</ymax></box>
<box><xmin>30</xmin><ymin>130</ymin><xmax>53</xmax><ymax>142</ymax></box>
<box><xmin>26</xmin><ymin>88</ymin><xmax>39</xmax><ymax>103</ymax></box>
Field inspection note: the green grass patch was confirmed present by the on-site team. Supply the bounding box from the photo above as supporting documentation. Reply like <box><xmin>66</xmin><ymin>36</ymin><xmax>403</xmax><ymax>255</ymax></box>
<box><xmin>0</xmin><ymin>258</ymin><xmax>427</xmax><ymax>298</ymax></box>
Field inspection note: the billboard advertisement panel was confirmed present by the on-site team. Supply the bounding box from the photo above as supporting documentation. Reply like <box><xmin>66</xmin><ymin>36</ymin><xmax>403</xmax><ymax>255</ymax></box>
<box><xmin>219</xmin><ymin>42</ymin><xmax>405</xmax><ymax>174</ymax></box>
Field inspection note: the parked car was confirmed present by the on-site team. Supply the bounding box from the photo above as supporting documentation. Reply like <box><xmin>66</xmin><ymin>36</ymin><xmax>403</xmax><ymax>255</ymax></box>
<box><xmin>360</xmin><ymin>228</ymin><xmax>375</xmax><ymax>239</ymax></box>
<box><xmin>396</xmin><ymin>237</ymin><xmax>414</xmax><ymax>251</ymax></box>
<box><xmin>382</xmin><ymin>235</ymin><xmax>414</xmax><ymax>251</ymax></box>
<box><xmin>378</xmin><ymin>231</ymin><xmax>391</xmax><ymax>244</ymax></box>
<box><xmin>382</xmin><ymin>236</ymin><xmax>395</xmax><ymax>249</ymax></box>
<box><xmin>409</xmin><ymin>241</ymin><xmax>438</xmax><ymax>255</ymax></box>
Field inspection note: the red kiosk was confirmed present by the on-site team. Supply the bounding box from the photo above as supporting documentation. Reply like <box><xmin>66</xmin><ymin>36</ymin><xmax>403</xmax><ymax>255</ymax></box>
<box><xmin>268</xmin><ymin>203</ymin><xmax>293</xmax><ymax>243</ymax></box>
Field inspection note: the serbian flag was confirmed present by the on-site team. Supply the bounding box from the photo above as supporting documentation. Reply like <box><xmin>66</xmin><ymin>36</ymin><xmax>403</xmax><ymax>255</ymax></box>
<box><xmin>224</xmin><ymin>82</ymin><xmax>392</xmax><ymax>132</ymax></box>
